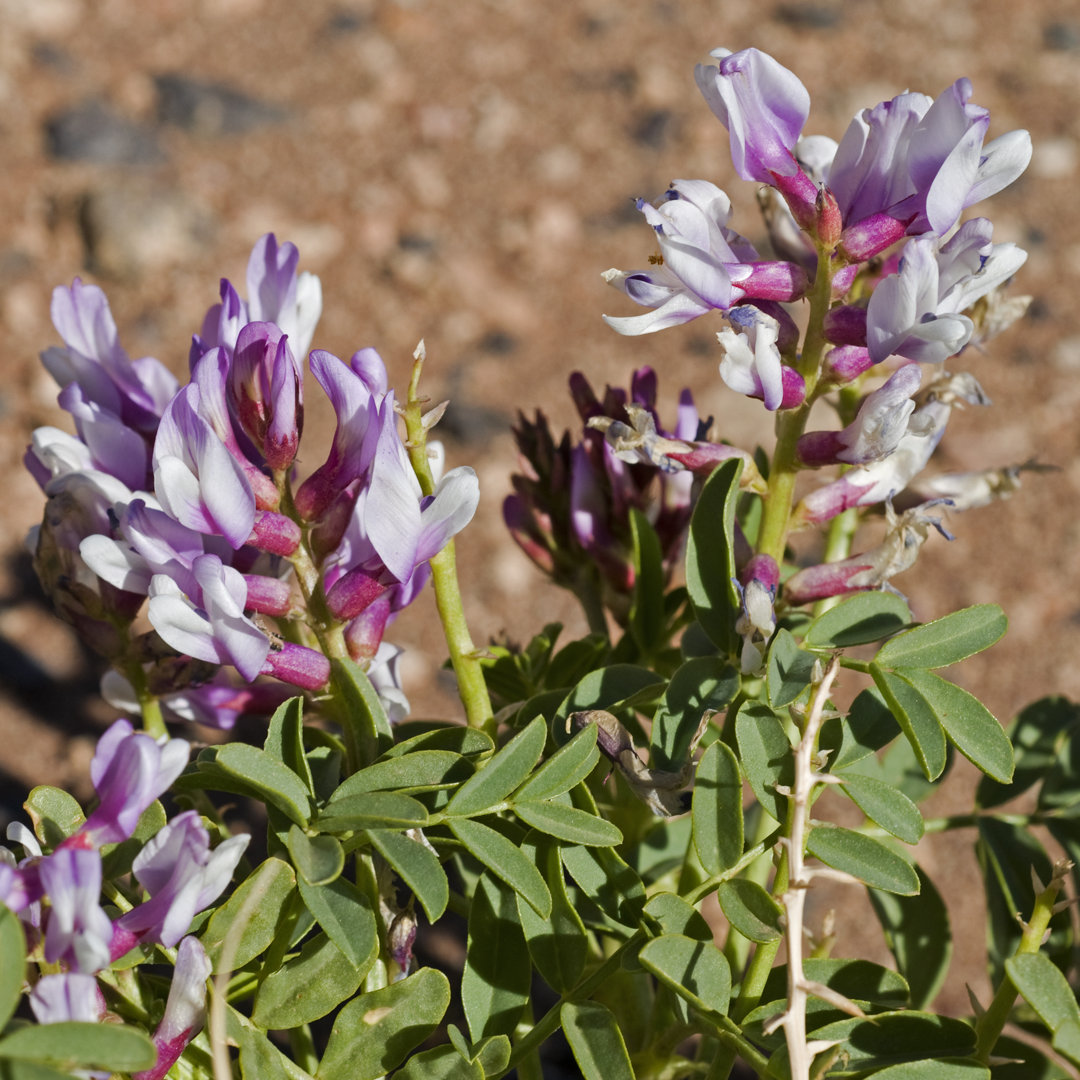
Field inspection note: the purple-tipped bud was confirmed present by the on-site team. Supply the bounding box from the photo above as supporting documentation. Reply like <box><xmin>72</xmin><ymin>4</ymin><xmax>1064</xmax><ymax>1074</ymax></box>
<box><xmin>326</xmin><ymin>567</ymin><xmax>389</xmax><ymax>622</ymax></box>
<box><xmin>242</xmin><ymin>574</ymin><xmax>293</xmax><ymax>617</ymax></box>
<box><xmin>248</xmin><ymin>510</ymin><xmax>301</xmax><ymax>556</ymax></box>
<box><xmin>823</xmin><ymin>346</ymin><xmax>875</xmax><ymax>384</ymax></box>
<box><xmin>733</xmin><ymin>261</ymin><xmax>809</xmax><ymax>303</ymax></box>
<box><xmin>832</xmin><ymin>264</ymin><xmax>859</xmax><ymax>299</ymax></box>
<box><xmin>262</xmin><ymin>642</ymin><xmax>331</xmax><ymax>692</ymax></box>
<box><xmin>344</xmin><ymin>595</ymin><xmax>394</xmax><ymax>664</ymax></box>
<box><xmin>133</xmin><ymin>936</ymin><xmax>212</xmax><ymax>1080</ymax></box>
<box><xmin>823</xmin><ymin>305</ymin><xmax>868</xmax><ymax>347</ymax></box>
<box><xmin>229</xmin><ymin>322</ymin><xmax>303</xmax><ymax>471</ymax></box>
<box><xmin>769</xmin><ymin>167</ymin><xmax>821</xmax><ymax>234</ymax></box>
<box><xmin>839</xmin><ymin>212</ymin><xmax>911</xmax><ymax>263</ymax></box>
<box><xmin>816</xmin><ymin>187</ymin><xmax>843</xmax><ymax>247</ymax></box>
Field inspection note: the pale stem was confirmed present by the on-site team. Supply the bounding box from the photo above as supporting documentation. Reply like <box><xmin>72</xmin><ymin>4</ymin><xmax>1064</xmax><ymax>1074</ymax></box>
<box><xmin>770</xmin><ymin>658</ymin><xmax>841</xmax><ymax>1080</ymax></box>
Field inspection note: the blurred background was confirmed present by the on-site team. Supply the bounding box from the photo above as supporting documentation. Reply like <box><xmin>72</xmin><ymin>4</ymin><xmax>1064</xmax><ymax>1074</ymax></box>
<box><xmin>0</xmin><ymin>0</ymin><xmax>1078</xmax><ymax>1023</ymax></box>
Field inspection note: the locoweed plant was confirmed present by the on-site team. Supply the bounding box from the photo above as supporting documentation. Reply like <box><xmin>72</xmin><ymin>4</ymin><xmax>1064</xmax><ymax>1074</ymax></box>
<box><xmin>3</xmin><ymin>44</ymin><xmax>1076</xmax><ymax>1080</ymax></box>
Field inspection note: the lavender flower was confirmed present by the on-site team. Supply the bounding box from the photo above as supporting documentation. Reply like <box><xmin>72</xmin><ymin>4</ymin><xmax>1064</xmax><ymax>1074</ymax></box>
<box><xmin>114</xmin><ymin>811</ymin><xmax>248</xmax><ymax>949</ymax></box>
<box><xmin>39</xmin><ymin>848</ymin><xmax>113</xmax><ymax>973</ymax></box>
<box><xmin>717</xmin><ymin>306</ymin><xmax>805</xmax><ymax>411</ymax></box>
<box><xmin>30</xmin><ymin>972</ymin><xmax>107</xmax><ymax>1024</ymax></box>
<box><xmin>73</xmin><ymin>719</ymin><xmax>189</xmax><ymax>848</ymax></box>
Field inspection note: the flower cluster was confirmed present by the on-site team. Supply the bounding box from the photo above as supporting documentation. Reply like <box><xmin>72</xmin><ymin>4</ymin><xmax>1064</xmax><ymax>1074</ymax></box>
<box><xmin>27</xmin><ymin>235</ymin><xmax>479</xmax><ymax>728</ymax></box>
<box><xmin>1</xmin><ymin>721</ymin><xmax>241</xmax><ymax>1079</ymax></box>
<box><xmin>598</xmin><ymin>46</ymin><xmax>1032</xmax><ymax>627</ymax></box>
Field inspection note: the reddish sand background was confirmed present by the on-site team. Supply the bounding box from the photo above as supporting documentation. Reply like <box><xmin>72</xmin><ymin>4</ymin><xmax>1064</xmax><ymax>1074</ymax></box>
<box><xmin>1</xmin><ymin>0</ymin><xmax>1079</xmax><ymax>1030</ymax></box>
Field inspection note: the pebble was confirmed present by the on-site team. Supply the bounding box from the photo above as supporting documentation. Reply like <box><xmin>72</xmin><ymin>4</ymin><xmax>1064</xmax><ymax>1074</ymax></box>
<box><xmin>154</xmin><ymin>73</ymin><xmax>288</xmax><ymax>136</ymax></box>
<box><xmin>43</xmin><ymin>98</ymin><xmax>164</xmax><ymax>165</ymax></box>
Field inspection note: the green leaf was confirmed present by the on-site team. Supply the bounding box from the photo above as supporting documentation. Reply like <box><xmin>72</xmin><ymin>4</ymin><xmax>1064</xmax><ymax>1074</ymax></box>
<box><xmin>978</xmin><ymin>696</ymin><xmax>1080</xmax><ymax>809</ymax></box>
<box><xmin>547</xmin><ymin>634</ymin><xmax>611</xmax><ymax>690</ymax></box>
<box><xmin>512</xmin><ymin>801</ymin><xmax>622</xmax><ymax>846</ymax></box>
<box><xmin>848</xmin><ymin>1061</ymin><xmax>989</xmax><ymax>1079</ymax></box>
<box><xmin>638</xmin><ymin>934</ymin><xmax>731</xmax><ymax>1018</ymax></box>
<box><xmin>0</xmin><ymin>1024</ymin><xmax>155</xmax><ymax>1072</ymax></box>
<box><xmin>685</xmin><ymin>458</ymin><xmax>743</xmax><ymax>655</ymax></box>
<box><xmin>874</xmin><ymin>603</ymin><xmax>1006</xmax><ymax>669</ymax></box>
<box><xmin>628</xmin><ymin>507</ymin><xmax>666</xmax><ymax>657</ymax></box>
<box><xmin>651</xmin><ymin>657</ymin><xmax>738</xmax><ymax>773</ymax></box>
<box><xmin>716</xmin><ymin>879</ymin><xmax>783</xmax><ymax>944</ymax></box>
<box><xmin>766</xmin><ymin>1013</ymin><xmax>975</xmax><ymax>1078</ymax></box>
<box><xmin>514</xmin><ymin>723</ymin><xmax>599</xmax><ymax>802</ymax></box>
<box><xmin>473</xmin><ymin>1034</ymin><xmax>512</xmax><ymax>1076</ymax></box>
<box><xmin>24</xmin><ymin>786</ymin><xmax>84</xmax><ymax>849</ymax></box>
<box><xmin>0</xmin><ymin>907</ymin><xmax>26</xmax><ymax>1031</ymax></box>
<box><xmin>899</xmin><ymin>669</ymin><xmax>1014</xmax><ymax>783</ymax></box>
<box><xmin>555</xmin><ymin>665</ymin><xmax>666</xmax><ymax>727</ymax></box>
<box><xmin>394</xmin><ymin>1045</ymin><xmax>482</xmax><ymax>1080</ymax></box>
<box><xmin>331</xmin><ymin>751</ymin><xmax>471</xmax><ymax>800</ymax></box>
<box><xmin>201</xmin><ymin>857</ymin><xmax>297</xmax><ymax>972</ymax></box>
<box><xmin>692</xmin><ymin>740</ymin><xmax>744</xmax><ymax>875</ymax></box>
<box><xmin>644</xmin><ymin>893</ymin><xmax>713</xmax><ymax>941</ymax></box>
<box><xmin>561</xmin><ymin>1002</ymin><xmax>636</xmax><ymax>1080</ymax></box>
<box><xmin>330</xmin><ymin>656</ymin><xmax>394</xmax><ymax>763</ymax></box>
<box><xmin>448</xmin><ymin>817</ymin><xmax>551</xmax><ymax>917</ymax></box>
<box><xmin>626</xmin><ymin>816</ymin><xmax>693</xmax><ymax>886</ymax></box>
<box><xmin>297</xmin><ymin>874</ymin><xmax>378</xmax><ymax>974</ymax></box>
<box><xmin>561</xmin><ymin>843</ymin><xmax>645</xmax><ymax>930</ymax></box>
<box><xmin>446</xmin><ymin>716</ymin><xmax>547</xmax><ymax>816</ymax></box>
<box><xmin>766</xmin><ymin>628</ymin><xmax>818</xmax><ymax>708</ymax></box>
<box><xmin>807</xmin><ymin>825</ymin><xmax>918</xmax><ymax>895</ymax></box>
<box><xmin>100</xmin><ymin>799</ymin><xmax>169</xmax><ymax>880</ymax></box>
<box><xmin>1054</xmin><ymin>1020</ymin><xmax>1080</xmax><ymax>1068</ymax></box>
<box><xmin>315</xmin><ymin>967</ymin><xmax>451</xmax><ymax>1080</ymax></box>
<box><xmin>253</xmin><ymin>932</ymin><xmax>363</xmax><ymax>1028</ymax></box>
<box><xmin>368</xmin><ymin>829</ymin><xmax>449</xmax><ymax>922</ymax></box>
<box><xmin>1007</xmin><ymin>952</ymin><xmax>1080</xmax><ymax>1037</ymax></box>
<box><xmin>316</xmin><ymin>792</ymin><xmax>430</xmax><ymax>831</ymax></box>
<box><xmin>197</xmin><ymin>743</ymin><xmax>314</xmax><ymax>825</ymax></box>
<box><xmin>839</xmin><ymin>772</ymin><xmax>924</xmax><ymax>843</ymax></box>
<box><xmin>870</xmin><ymin>665</ymin><xmax>947</xmax><ymax>780</ymax></box>
<box><xmin>868</xmin><ymin>866</ymin><xmax>952</xmax><ymax>1009</ymax></box>
<box><xmin>264</xmin><ymin>696</ymin><xmax>314</xmax><ymax>795</ymax></box>
<box><xmin>821</xmin><ymin>688</ymin><xmax>902</xmax><ymax>771</ymax></box>
<box><xmin>735</xmin><ymin>702</ymin><xmax>793</xmax><ymax>823</ymax></box>
<box><xmin>237</xmin><ymin>1025</ymin><xmax>292</xmax><ymax>1080</ymax></box>
<box><xmin>0</xmin><ymin>1061</ymin><xmax>75</xmax><ymax>1080</ymax></box>
<box><xmin>381</xmin><ymin>724</ymin><xmax>493</xmax><ymax>759</ymax></box>
<box><xmin>518</xmin><ymin>841</ymin><xmax>589</xmax><ymax>993</ymax></box>
<box><xmin>805</xmin><ymin>591</ymin><xmax>912</xmax><ymax>648</ymax></box>
<box><xmin>462</xmin><ymin>874</ymin><xmax>531</xmax><ymax>1041</ymax></box>
<box><xmin>287</xmin><ymin>827</ymin><xmax>345</xmax><ymax>886</ymax></box>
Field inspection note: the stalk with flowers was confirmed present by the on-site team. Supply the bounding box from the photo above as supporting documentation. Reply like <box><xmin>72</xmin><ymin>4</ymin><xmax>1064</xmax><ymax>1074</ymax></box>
<box><xmin>2</xmin><ymin>43</ymin><xmax>1078</xmax><ymax>1080</ymax></box>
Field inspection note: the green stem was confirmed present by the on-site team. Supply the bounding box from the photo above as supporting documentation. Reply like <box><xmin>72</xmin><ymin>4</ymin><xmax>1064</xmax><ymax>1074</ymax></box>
<box><xmin>126</xmin><ymin>657</ymin><xmax>166</xmax><ymax>738</ymax></box>
<box><xmin>756</xmin><ymin>246</ymin><xmax>835</xmax><ymax>565</ymax></box>
<box><xmin>402</xmin><ymin>346</ymin><xmax>495</xmax><ymax>737</ymax></box>
<box><xmin>974</xmin><ymin>864</ymin><xmax>1068</xmax><ymax>1062</ymax></box>
<box><xmin>811</xmin><ymin>506</ymin><xmax>859</xmax><ymax>616</ymax></box>
<box><xmin>729</xmin><ymin>846</ymin><xmax>788</xmax><ymax>1023</ymax></box>
<box><xmin>289</xmin><ymin>1025</ymin><xmax>320</xmax><ymax>1076</ymax></box>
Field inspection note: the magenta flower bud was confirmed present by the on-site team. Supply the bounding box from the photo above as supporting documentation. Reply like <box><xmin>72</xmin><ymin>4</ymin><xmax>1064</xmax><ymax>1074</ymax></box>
<box><xmin>735</xmin><ymin>554</ymin><xmax>779</xmax><ymax>674</ymax></box>
<box><xmin>242</xmin><ymin>574</ymin><xmax>293</xmax><ymax>617</ymax></box>
<box><xmin>823</xmin><ymin>346</ymin><xmax>875</xmax><ymax>384</ymax></box>
<box><xmin>832</xmin><ymin>264</ymin><xmax>859</xmax><ymax>299</ymax></box>
<box><xmin>262</xmin><ymin>642</ymin><xmax>331</xmax><ymax>692</ymax></box>
<box><xmin>823</xmin><ymin>305</ymin><xmax>868</xmax><ymax>347</ymax></box>
<box><xmin>839</xmin><ymin>212</ymin><xmax>911</xmax><ymax>263</ymax></box>
<box><xmin>732</xmin><ymin>260</ymin><xmax>809</xmax><ymax>303</ymax></box>
<box><xmin>248</xmin><ymin>509</ymin><xmax>301</xmax><ymax>556</ymax></box>
<box><xmin>229</xmin><ymin>321</ymin><xmax>303</xmax><ymax>470</ymax></box>
<box><xmin>133</xmin><ymin>936</ymin><xmax>212</xmax><ymax>1080</ymax></box>
<box><xmin>344</xmin><ymin>594</ymin><xmax>394</xmax><ymax>664</ymax></box>
<box><xmin>769</xmin><ymin>167</ymin><xmax>821</xmax><ymax>234</ymax></box>
<box><xmin>664</xmin><ymin>443</ymin><xmax>757</xmax><ymax>478</ymax></box>
<box><xmin>326</xmin><ymin>566</ymin><xmax>389</xmax><ymax>622</ymax></box>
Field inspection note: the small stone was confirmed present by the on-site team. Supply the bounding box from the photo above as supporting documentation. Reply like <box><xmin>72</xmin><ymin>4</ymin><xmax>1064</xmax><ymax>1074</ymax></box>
<box><xmin>154</xmin><ymin>73</ymin><xmax>288</xmax><ymax>136</ymax></box>
<box><xmin>44</xmin><ymin>99</ymin><xmax>164</xmax><ymax>165</ymax></box>
<box><xmin>774</xmin><ymin>3</ymin><xmax>839</xmax><ymax>27</ymax></box>
<box><xmin>1044</xmin><ymin>20</ymin><xmax>1080</xmax><ymax>51</ymax></box>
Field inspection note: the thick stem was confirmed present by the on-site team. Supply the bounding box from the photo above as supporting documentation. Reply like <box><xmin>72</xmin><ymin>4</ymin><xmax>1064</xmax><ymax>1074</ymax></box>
<box><xmin>974</xmin><ymin>861</ymin><xmax>1069</xmax><ymax>1062</ymax></box>
<box><xmin>402</xmin><ymin>343</ymin><xmax>495</xmax><ymax>737</ymax></box>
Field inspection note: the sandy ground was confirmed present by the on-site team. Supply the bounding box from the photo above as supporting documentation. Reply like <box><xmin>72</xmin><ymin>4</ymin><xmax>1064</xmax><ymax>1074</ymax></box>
<box><xmin>2</xmin><ymin>0</ymin><xmax>1079</xmax><ymax>1030</ymax></box>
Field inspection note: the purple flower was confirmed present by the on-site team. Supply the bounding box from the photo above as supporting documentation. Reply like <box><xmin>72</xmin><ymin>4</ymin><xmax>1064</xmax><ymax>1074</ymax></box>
<box><xmin>798</xmin><ymin>363</ymin><xmax>923</xmax><ymax>466</ymax></box>
<box><xmin>228</xmin><ymin>322</ymin><xmax>303</xmax><ymax>470</ymax></box>
<box><xmin>42</xmin><ymin>279</ymin><xmax>178</xmax><ymax>435</ymax></box>
<box><xmin>294</xmin><ymin>349</ymin><xmax>386</xmax><ymax>522</ymax></box>
<box><xmin>602</xmin><ymin>180</ymin><xmax>807</xmax><ymax>336</ymax></box>
<box><xmin>147</xmin><ymin>554</ymin><xmax>270</xmax><ymax>681</ymax></box>
<box><xmin>152</xmin><ymin>383</ymin><xmax>256</xmax><ymax>548</ymax></box>
<box><xmin>795</xmin><ymin>371</ymin><xmax>988</xmax><ymax>524</ymax></box>
<box><xmin>75</xmin><ymin>720</ymin><xmax>190</xmax><ymax>847</ymax></box>
<box><xmin>735</xmin><ymin>555</ymin><xmax>779</xmax><ymax>674</ymax></box>
<box><xmin>39</xmin><ymin>848</ymin><xmax>113</xmax><ymax>973</ymax></box>
<box><xmin>133</xmin><ymin>936</ymin><xmax>212</xmax><ymax>1080</ymax></box>
<box><xmin>830</xmin><ymin>79</ymin><xmax>1031</xmax><ymax>242</ymax></box>
<box><xmin>30</xmin><ymin>972</ymin><xmax>107</xmax><ymax>1024</ymax></box>
<box><xmin>115</xmin><ymin>811</ymin><xmax>248</xmax><ymax>948</ymax></box>
<box><xmin>866</xmin><ymin>220</ymin><xmax>1027</xmax><ymax>363</ymax></box>
<box><xmin>56</xmin><ymin>382</ymin><xmax>150</xmax><ymax>491</ymax></box>
<box><xmin>717</xmin><ymin>306</ymin><xmax>806</xmax><ymax>411</ymax></box>
<box><xmin>694</xmin><ymin>48</ymin><xmax>810</xmax><ymax>184</ymax></box>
